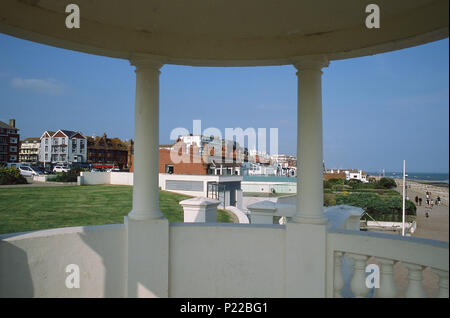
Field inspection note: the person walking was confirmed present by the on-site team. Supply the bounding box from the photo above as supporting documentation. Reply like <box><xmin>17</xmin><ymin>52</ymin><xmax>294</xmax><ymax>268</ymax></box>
<box><xmin>430</xmin><ymin>199</ymin><xmax>434</xmax><ymax>209</ymax></box>
<box><xmin>419</xmin><ymin>197</ymin><xmax>422</xmax><ymax>206</ymax></box>
<box><xmin>437</xmin><ymin>196</ymin><xmax>441</xmax><ymax>206</ymax></box>
<box><xmin>415</xmin><ymin>196</ymin><xmax>419</xmax><ymax>206</ymax></box>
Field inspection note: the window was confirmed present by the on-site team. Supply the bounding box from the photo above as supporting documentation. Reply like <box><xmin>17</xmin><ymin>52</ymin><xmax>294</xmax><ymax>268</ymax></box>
<box><xmin>45</xmin><ymin>154</ymin><xmax>48</xmax><ymax>161</ymax></box>
<box><xmin>9</xmin><ymin>155</ymin><xmax>17</xmax><ymax>161</ymax></box>
<box><xmin>166</xmin><ymin>165</ymin><xmax>174</xmax><ymax>174</ymax></box>
<box><xmin>80</xmin><ymin>140</ymin><xmax>85</xmax><ymax>150</ymax></box>
<box><xmin>72</xmin><ymin>139</ymin><xmax>77</xmax><ymax>153</ymax></box>
<box><xmin>60</xmin><ymin>154</ymin><xmax>66</xmax><ymax>161</ymax></box>
<box><xmin>45</xmin><ymin>138</ymin><xmax>48</xmax><ymax>145</ymax></box>
<box><xmin>10</xmin><ymin>137</ymin><xmax>17</xmax><ymax>144</ymax></box>
<box><xmin>45</xmin><ymin>146</ymin><xmax>48</xmax><ymax>152</ymax></box>
<box><xmin>10</xmin><ymin>146</ymin><xmax>17</xmax><ymax>152</ymax></box>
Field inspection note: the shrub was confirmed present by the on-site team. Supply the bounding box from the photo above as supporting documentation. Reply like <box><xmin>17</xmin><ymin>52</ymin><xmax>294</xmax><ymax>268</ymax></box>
<box><xmin>55</xmin><ymin>172</ymin><xmax>77</xmax><ymax>182</ymax></box>
<box><xmin>347</xmin><ymin>179</ymin><xmax>362</xmax><ymax>187</ymax></box>
<box><xmin>377</xmin><ymin>177</ymin><xmax>397</xmax><ymax>189</ymax></box>
<box><xmin>0</xmin><ymin>168</ymin><xmax>27</xmax><ymax>185</ymax></box>
<box><xmin>54</xmin><ymin>167</ymin><xmax>89</xmax><ymax>183</ymax></box>
<box><xmin>335</xmin><ymin>192</ymin><xmax>416</xmax><ymax>221</ymax></box>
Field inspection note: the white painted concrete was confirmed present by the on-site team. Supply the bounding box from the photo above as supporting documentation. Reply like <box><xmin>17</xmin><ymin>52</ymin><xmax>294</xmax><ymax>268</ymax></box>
<box><xmin>128</xmin><ymin>59</ymin><xmax>164</xmax><ymax>221</ymax></box>
<box><xmin>294</xmin><ymin>56</ymin><xmax>328</xmax><ymax>224</ymax></box>
<box><xmin>0</xmin><ymin>220</ymin><xmax>447</xmax><ymax>297</ymax></box>
<box><xmin>110</xmin><ymin>172</ymin><xmax>134</xmax><ymax>185</ymax></box>
<box><xmin>79</xmin><ymin>172</ymin><xmax>110</xmax><ymax>185</ymax></box>
<box><xmin>0</xmin><ymin>224</ymin><xmax>126</xmax><ymax>297</ymax></box>
<box><xmin>241</xmin><ymin>181</ymin><xmax>296</xmax><ymax>194</ymax></box>
<box><xmin>179</xmin><ymin>197</ymin><xmax>220</xmax><ymax>223</ymax></box>
<box><xmin>168</xmin><ymin>223</ymin><xmax>285</xmax><ymax>297</ymax></box>
<box><xmin>225</xmin><ymin>206</ymin><xmax>250</xmax><ymax>224</ymax></box>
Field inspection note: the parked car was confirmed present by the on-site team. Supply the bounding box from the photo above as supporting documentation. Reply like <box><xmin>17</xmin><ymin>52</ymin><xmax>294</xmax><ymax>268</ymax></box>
<box><xmin>53</xmin><ymin>165</ymin><xmax>70</xmax><ymax>173</ymax></box>
<box><xmin>31</xmin><ymin>166</ymin><xmax>49</xmax><ymax>175</ymax></box>
<box><xmin>19</xmin><ymin>165</ymin><xmax>41</xmax><ymax>177</ymax></box>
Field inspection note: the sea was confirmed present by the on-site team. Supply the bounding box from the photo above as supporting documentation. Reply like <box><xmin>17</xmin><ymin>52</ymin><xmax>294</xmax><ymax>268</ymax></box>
<box><xmin>369</xmin><ymin>172</ymin><xmax>449</xmax><ymax>185</ymax></box>
<box><xmin>243</xmin><ymin>173</ymin><xmax>449</xmax><ymax>184</ymax></box>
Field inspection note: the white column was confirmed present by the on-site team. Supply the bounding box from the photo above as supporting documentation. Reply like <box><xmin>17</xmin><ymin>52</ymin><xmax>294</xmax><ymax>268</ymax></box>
<box><xmin>293</xmin><ymin>56</ymin><xmax>329</xmax><ymax>224</ymax></box>
<box><xmin>128</xmin><ymin>58</ymin><xmax>164</xmax><ymax>221</ymax></box>
<box><xmin>285</xmin><ymin>56</ymin><xmax>329</xmax><ymax>297</ymax></box>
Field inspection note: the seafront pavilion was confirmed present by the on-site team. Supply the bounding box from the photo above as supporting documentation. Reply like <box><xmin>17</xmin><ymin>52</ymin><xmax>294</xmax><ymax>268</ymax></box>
<box><xmin>0</xmin><ymin>1</ymin><xmax>448</xmax><ymax>297</ymax></box>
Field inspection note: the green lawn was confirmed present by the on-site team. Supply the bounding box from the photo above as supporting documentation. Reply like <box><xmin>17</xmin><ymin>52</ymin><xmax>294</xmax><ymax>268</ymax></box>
<box><xmin>0</xmin><ymin>185</ymin><xmax>232</xmax><ymax>235</ymax></box>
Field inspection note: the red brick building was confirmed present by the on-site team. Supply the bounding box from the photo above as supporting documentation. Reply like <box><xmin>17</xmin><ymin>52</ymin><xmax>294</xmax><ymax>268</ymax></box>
<box><xmin>158</xmin><ymin>141</ymin><xmax>242</xmax><ymax>175</ymax></box>
<box><xmin>0</xmin><ymin>119</ymin><xmax>20</xmax><ymax>165</ymax></box>
<box><xmin>87</xmin><ymin>133</ymin><xmax>130</xmax><ymax>169</ymax></box>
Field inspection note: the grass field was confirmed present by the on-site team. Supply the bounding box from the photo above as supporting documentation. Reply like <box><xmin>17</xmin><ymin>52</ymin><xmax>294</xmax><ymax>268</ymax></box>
<box><xmin>0</xmin><ymin>185</ymin><xmax>232</xmax><ymax>235</ymax></box>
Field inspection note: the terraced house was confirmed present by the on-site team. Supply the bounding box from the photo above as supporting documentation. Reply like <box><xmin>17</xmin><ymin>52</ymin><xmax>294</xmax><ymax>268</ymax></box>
<box><xmin>0</xmin><ymin>119</ymin><xmax>19</xmax><ymax>165</ymax></box>
<box><xmin>39</xmin><ymin>130</ymin><xmax>87</xmax><ymax>165</ymax></box>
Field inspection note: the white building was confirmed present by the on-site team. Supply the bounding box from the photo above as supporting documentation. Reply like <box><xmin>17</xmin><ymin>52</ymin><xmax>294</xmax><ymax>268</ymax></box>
<box><xmin>342</xmin><ymin>169</ymin><xmax>369</xmax><ymax>183</ymax></box>
<box><xmin>39</xmin><ymin>130</ymin><xmax>87</xmax><ymax>165</ymax></box>
<box><xmin>19</xmin><ymin>137</ymin><xmax>40</xmax><ymax>164</ymax></box>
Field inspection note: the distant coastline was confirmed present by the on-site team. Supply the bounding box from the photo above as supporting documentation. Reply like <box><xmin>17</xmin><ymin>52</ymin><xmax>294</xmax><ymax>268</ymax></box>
<box><xmin>369</xmin><ymin>172</ymin><xmax>449</xmax><ymax>187</ymax></box>
<box><xmin>244</xmin><ymin>172</ymin><xmax>449</xmax><ymax>187</ymax></box>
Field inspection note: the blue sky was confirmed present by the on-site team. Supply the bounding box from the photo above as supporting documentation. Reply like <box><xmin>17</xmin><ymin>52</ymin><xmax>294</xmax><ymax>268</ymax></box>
<box><xmin>0</xmin><ymin>34</ymin><xmax>448</xmax><ymax>173</ymax></box>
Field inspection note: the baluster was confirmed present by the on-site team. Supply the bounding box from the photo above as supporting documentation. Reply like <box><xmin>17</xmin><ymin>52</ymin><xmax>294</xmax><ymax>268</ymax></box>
<box><xmin>347</xmin><ymin>253</ymin><xmax>369</xmax><ymax>298</ymax></box>
<box><xmin>374</xmin><ymin>257</ymin><xmax>397</xmax><ymax>298</ymax></box>
<box><xmin>404</xmin><ymin>263</ymin><xmax>426</xmax><ymax>298</ymax></box>
<box><xmin>432</xmin><ymin>269</ymin><xmax>449</xmax><ymax>298</ymax></box>
<box><xmin>333</xmin><ymin>251</ymin><xmax>344</xmax><ymax>298</ymax></box>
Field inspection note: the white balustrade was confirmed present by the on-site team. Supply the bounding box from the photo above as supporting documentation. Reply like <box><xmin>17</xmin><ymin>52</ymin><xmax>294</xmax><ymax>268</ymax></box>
<box><xmin>347</xmin><ymin>253</ymin><xmax>370</xmax><ymax>298</ymax></box>
<box><xmin>374</xmin><ymin>257</ymin><xmax>397</xmax><ymax>298</ymax></box>
<box><xmin>403</xmin><ymin>263</ymin><xmax>427</xmax><ymax>298</ymax></box>
<box><xmin>432</xmin><ymin>268</ymin><xmax>449</xmax><ymax>298</ymax></box>
<box><xmin>333</xmin><ymin>251</ymin><xmax>344</xmax><ymax>298</ymax></box>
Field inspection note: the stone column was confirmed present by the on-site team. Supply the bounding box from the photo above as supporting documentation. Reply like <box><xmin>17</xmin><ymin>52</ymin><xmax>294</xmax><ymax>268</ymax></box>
<box><xmin>128</xmin><ymin>58</ymin><xmax>164</xmax><ymax>221</ymax></box>
<box><xmin>126</xmin><ymin>58</ymin><xmax>168</xmax><ymax>298</ymax></box>
<box><xmin>293</xmin><ymin>56</ymin><xmax>329</xmax><ymax>224</ymax></box>
<box><xmin>286</xmin><ymin>56</ymin><xmax>329</xmax><ymax>297</ymax></box>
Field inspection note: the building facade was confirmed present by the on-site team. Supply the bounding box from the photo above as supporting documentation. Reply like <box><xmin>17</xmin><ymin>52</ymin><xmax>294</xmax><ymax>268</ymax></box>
<box><xmin>159</xmin><ymin>138</ymin><xmax>242</xmax><ymax>176</ymax></box>
<box><xmin>87</xmin><ymin>133</ymin><xmax>129</xmax><ymax>169</ymax></box>
<box><xmin>0</xmin><ymin>119</ymin><xmax>20</xmax><ymax>165</ymax></box>
<box><xmin>39</xmin><ymin>130</ymin><xmax>87</xmax><ymax>165</ymax></box>
<box><xmin>19</xmin><ymin>137</ymin><xmax>40</xmax><ymax>164</ymax></box>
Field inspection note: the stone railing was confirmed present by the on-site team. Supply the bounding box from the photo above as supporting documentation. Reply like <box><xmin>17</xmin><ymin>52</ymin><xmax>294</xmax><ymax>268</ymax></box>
<box><xmin>327</xmin><ymin>229</ymin><xmax>449</xmax><ymax>298</ymax></box>
<box><xmin>247</xmin><ymin>200</ymin><xmax>449</xmax><ymax>298</ymax></box>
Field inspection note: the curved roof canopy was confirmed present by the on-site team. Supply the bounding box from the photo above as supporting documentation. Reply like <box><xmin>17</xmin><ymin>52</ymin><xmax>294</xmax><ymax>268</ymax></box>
<box><xmin>0</xmin><ymin>0</ymin><xmax>448</xmax><ymax>66</ymax></box>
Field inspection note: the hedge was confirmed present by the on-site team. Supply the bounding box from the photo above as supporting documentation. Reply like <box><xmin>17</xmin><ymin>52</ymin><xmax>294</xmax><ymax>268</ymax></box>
<box><xmin>0</xmin><ymin>168</ymin><xmax>28</xmax><ymax>185</ymax></box>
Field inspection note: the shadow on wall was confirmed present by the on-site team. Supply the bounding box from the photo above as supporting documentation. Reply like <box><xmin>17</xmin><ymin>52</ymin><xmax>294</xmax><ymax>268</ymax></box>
<box><xmin>78</xmin><ymin>225</ymin><xmax>126</xmax><ymax>298</ymax></box>
<box><xmin>0</xmin><ymin>241</ymin><xmax>34</xmax><ymax>297</ymax></box>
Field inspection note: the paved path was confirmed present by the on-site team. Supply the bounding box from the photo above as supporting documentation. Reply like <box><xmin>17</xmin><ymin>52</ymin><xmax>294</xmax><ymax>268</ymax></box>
<box><xmin>397</xmin><ymin>183</ymin><xmax>449</xmax><ymax>242</ymax></box>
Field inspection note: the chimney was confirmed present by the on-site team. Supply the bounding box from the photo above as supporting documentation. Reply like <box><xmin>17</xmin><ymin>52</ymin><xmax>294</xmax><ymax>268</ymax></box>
<box><xmin>9</xmin><ymin>119</ymin><xmax>15</xmax><ymax>128</ymax></box>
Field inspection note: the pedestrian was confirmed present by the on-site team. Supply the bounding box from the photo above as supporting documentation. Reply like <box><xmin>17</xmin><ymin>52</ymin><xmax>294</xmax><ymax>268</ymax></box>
<box><xmin>430</xmin><ymin>199</ymin><xmax>434</xmax><ymax>208</ymax></box>
<box><xmin>426</xmin><ymin>198</ymin><xmax>430</xmax><ymax>207</ymax></box>
<box><xmin>437</xmin><ymin>196</ymin><xmax>441</xmax><ymax>205</ymax></box>
<box><xmin>415</xmin><ymin>196</ymin><xmax>419</xmax><ymax>206</ymax></box>
<box><xmin>419</xmin><ymin>197</ymin><xmax>422</xmax><ymax>206</ymax></box>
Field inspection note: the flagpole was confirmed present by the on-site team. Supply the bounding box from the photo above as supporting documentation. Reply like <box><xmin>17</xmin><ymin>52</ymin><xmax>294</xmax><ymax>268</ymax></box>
<box><xmin>402</xmin><ymin>160</ymin><xmax>406</xmax><ymax>236</ymax></box>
